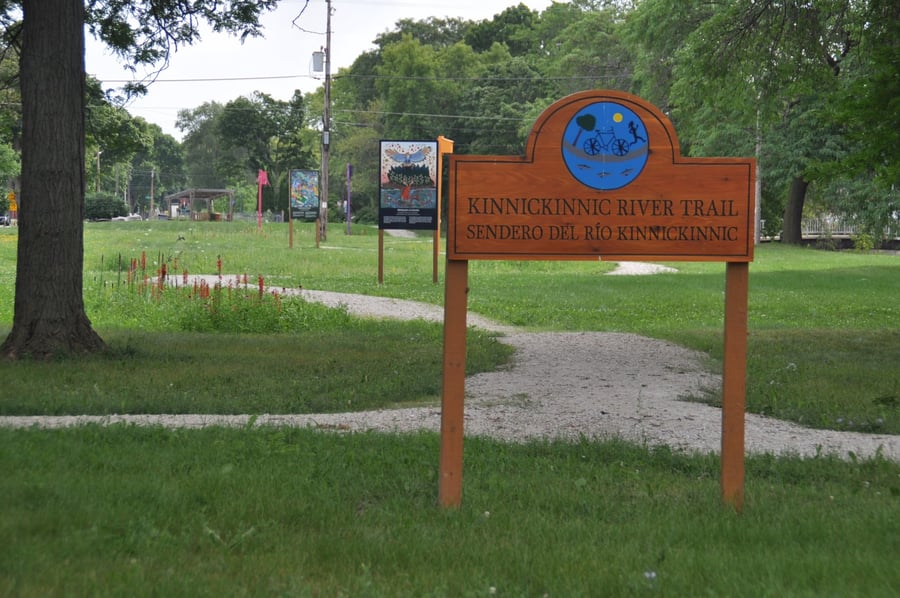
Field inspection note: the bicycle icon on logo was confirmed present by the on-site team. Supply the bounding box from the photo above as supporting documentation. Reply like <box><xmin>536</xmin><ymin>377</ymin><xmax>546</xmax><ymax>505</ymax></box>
<box><xmin>582</xmin><ymin>127</ymin><xmax>631</xmax><ymax>157</ymax></box>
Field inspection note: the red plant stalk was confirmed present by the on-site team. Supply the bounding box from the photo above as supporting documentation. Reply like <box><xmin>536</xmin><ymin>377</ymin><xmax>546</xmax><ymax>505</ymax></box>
<box><xmin>258</xmin><ymin>275</ymin><xmax>264</xmax><ymax>299</ymax></box>
<box><xmin>141</xmin><ymin>251</ymin><xmax>146</xmax><ymax>272</ymax></box>
<box><xmin>217</xmin><ymin>255</ymin><xmax>222</xmax><ymax>278</ymax></box>
<box><xmin>183</xmin><ymin>269</ymin><xmax>189</xmax><ymax>285</ymax></box>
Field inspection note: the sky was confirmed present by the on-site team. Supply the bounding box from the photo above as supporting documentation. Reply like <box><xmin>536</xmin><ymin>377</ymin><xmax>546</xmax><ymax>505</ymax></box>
<box><xmin>85</xmin><ymin>0</ymin><xmax>555</xmax><ymax>140</ymax></box>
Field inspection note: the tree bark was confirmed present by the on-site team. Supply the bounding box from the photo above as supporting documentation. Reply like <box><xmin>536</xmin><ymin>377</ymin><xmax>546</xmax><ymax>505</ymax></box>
<box><xmin>1</xmin><ymin>0</ymin><xmax>105</xmax><ymax>358</ymax></box>
<box><xmin>780</xmin><ymin>176</ymin><xmax>808</xmax><ymax>245</ymax></box>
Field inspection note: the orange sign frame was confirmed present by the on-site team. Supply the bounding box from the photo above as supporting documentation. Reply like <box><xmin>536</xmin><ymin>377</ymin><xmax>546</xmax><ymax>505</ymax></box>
<box><xmin>440</xmin><ymin>90</ymin><xmax>755</xmax><ymax>511</ymax></box>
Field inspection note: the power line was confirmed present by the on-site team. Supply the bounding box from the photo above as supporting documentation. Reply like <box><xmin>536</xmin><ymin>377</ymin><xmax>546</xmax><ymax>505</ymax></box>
<box><xmin>97</xmin><ymin>74</ymin><xmax>317</xmax><ymax>84</ymax></box>
<box><xmin>334</xmin><ymin>108</ymin><xmax>528</xmax><ymax>122</ymax></box>
<box><xmin>93</xmin><ymin>71</ymin><xmax>629</xmax><ymax>85</ymax></box>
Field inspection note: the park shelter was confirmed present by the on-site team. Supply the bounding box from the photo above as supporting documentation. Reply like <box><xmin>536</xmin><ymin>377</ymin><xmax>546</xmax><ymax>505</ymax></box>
<box><xmin>162</xmin><ymin>189</ymin><xmax>235</xmax><ymax>221</ymax></box>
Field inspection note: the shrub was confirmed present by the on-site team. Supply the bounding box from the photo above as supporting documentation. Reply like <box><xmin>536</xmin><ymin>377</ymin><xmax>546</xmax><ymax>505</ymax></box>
<box><xmin>85</xmin><ymin>194</ymin><xmax>127</xmax><ymax>220</ymax></box>
<box><xmin>851</xmin><ymin>232</ymin><xmax>875</xmax><ymax>252</ymax></box>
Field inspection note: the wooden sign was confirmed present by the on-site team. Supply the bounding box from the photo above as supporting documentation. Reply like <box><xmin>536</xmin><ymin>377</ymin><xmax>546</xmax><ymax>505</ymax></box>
<box><xmin>448</xmin><ymin>90</ymin><xmax>755</xmax><ymax>261</ymax></box>
<box><xmin>440</xmin><ymin>90</ymin><xmax>755</xmax><ymax>512</ymax></box>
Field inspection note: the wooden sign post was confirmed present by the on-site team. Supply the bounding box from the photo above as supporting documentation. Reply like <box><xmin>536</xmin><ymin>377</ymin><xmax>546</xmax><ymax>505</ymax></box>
<box><xmin>440</xmin><ymin>90</ymin><xmax>755</xmax><ymax>510</ymax></box>
<box><xmin>434</xmin><ymin>136</ymin><xmax>455</xmax><ymax>283</ymax></box>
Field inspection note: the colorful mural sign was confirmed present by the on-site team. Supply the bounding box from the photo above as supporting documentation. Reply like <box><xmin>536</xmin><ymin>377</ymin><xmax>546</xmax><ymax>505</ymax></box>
<box><xmin>379</xmin><ymin>140</ymin><xmax>438</xmax><ymax>230</ymax></box>
<box><xmin>290</xmin><ymin>169</ymin><xmax>320</xmax><ymax>221</ymax></box>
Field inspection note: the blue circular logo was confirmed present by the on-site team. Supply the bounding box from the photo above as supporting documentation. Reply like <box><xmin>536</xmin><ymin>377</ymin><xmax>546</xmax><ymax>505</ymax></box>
<box><xmin>562</xmin><ymin>102</ymin><xmax>649</xmax><ymax>191</ymax></box>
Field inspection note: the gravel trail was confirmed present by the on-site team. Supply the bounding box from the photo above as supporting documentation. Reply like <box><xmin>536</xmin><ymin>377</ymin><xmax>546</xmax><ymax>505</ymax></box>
<box><xmin>2</xmin><ymin>270</ymin><xmax>896</xmax><ymax>462</ymax></box>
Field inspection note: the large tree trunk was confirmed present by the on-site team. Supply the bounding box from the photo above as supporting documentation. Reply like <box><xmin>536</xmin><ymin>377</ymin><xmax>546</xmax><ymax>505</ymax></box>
<box><xmin>780</xmin><ymin>176</ymin><xmax>808</xmax><ymax>244</ymax></box>
<box><xmin>1</xmin><ymin>0</ymin><xmax>105</xmax><ymax>359</ymax></box>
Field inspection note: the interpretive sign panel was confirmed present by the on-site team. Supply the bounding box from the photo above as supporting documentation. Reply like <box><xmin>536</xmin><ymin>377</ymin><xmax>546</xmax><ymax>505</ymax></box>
<box><xmin>290</xmin><ymin>169</ymin><xmax>320</xmax><ymax>221</ymax></box>
<box><xmin>448</xmin><ymin>90</ymin><xmax>755</xmax><ymax>261</ymax></box>
<box><xmin>379</xmin><ymin>140</ymin><xmax>439</xmax><ymax>230</ymax></box>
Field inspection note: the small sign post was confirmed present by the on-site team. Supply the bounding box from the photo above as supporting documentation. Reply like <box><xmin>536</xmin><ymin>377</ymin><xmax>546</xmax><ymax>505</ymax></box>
<box><xmin>441</xmin><ymin>90</ymin><xmax>755</xmax><ymax>510</ymax></box>
<box><xmin>435</xmin><ymin>136</ymin><xmax>455</xmax><ymax>283</ymax></box>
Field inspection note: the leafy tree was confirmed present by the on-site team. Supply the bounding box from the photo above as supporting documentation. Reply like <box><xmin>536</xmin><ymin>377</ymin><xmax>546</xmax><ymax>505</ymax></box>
<box><xmin>627</xmin><ymin>0</ymin><xmax>888</xmax><ymax>244</ymax></box>
<box><xmin>1</xmin><ymin>0</ymin><xmax>277</xmax><ymax>359</ymax></box>
<box><xmin>127</xmin><ymin>121</ymin><xmax>185</xmax><ymax>215</ymax></box>
<box><xmin>0</xmin><ymin>33</ymin><xmax>21</xmax><ymax>208</ymax></box>
<box><xmin>327</xmin><ymin>66</ymin><xmax>383</xmax><ymax>222</ymax></box>
<box><xmin>544</xmin><ymin>7</ymin><xmax>633</xmax><ymax>97</ymax></box>
<box><xmin>375</xmin><ymin>34</ymin><xmax>444</xmax><ymax>139</ymax></box>
<box><xmin>0</xmin><ymin>0</ymin><xmax>106</xmax><ymax>358</ymax></box>
<box><xmin>813</xmin><ymin>0</ymin><xmax>899</xmax><ymax>236</ymax></box>
<box><xmin>622</xmin><ymin>0</ymin><xmax>713</xmax><ymax>111</ymax></box>
<box><xmin>177</xmin><ymin>101</ymin><xmax>228</xmax><ymax>189</ymax></box>
<box><xmin>458</xmin><ymin>54</ymin><xmax>553</xmax><ymax>155</ymax></box>
<box><xmin>217</xmin><ymin>90</ymin><xmax>314</xmax><ymax>213</ymax></box>
<box><xmin>85</xmin><ymin>75</ymin><xmax>153</xmax><ymax>197</ymax></box>
<box><xmin>464</xmin><ymin>3</ymin><xmax>539</xmax><ymax>56</ymax></box>
<box><xmin>335</xmin><ymin>49</ymin><xmax>382</xmax><ymax>111</ymax></box>
<box><xmin>826</xmin><ymin>0</ymin><xmax>899</xmax><ymax>187</ymax></box>
<box><xmin>374</xmin><ymin>17</ymin><xmax>471</xmax><ymax>50</ymax></box>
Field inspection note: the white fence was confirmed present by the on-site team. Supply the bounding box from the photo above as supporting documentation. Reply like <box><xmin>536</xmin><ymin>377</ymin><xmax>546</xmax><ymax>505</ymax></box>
<box><xmin>802</xmin><ymin>216</ymin><xmax>900</xmax><ymax>239</ymax></box>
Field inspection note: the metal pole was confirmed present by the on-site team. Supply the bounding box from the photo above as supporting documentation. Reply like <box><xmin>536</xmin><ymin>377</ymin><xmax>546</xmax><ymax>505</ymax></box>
<box><xmin>149</xmin><ymin>168</ymin><xmax>154</xmax><ymax>217</ymax></box>
<box><xmin>755</xmin><ymin>108</ymin><xmax>762</xmax><ymax>244</ymax></box>
<box><xmin>95</xmin><ymin>150</ymin><xmax>102</xmax><ymax>193</ymax></box>
<box><xmin>346</xmin><ymin>163</ymin><xmax>352</xmax><ymax>235</ymax></box>
<box><xmin>320</xmin><ymin>0</ymin><xmax>332</xmax><ymax>242</ymax></box>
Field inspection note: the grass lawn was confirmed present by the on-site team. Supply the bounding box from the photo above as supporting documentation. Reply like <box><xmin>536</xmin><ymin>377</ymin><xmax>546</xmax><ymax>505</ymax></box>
<box><xmin>2</xmin><ymin>427</ymin><xmax>897</xmax><ymax>596</ymax></box>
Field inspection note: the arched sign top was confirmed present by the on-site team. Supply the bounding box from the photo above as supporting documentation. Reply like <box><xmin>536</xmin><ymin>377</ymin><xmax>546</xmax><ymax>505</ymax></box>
<box><xmin>526</xmin><ymin>90</ymin><xmax>680</xmax><ymax>172</ymax></box>
<box><xmin>448</xmin><ymin>89</ymin><xmax>755</xmax><ymax>262</ymax></box>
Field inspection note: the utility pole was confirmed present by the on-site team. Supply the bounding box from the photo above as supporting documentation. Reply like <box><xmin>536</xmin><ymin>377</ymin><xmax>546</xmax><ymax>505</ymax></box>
<box><xmin>320</xmin><ymin>0</ymin><xmax>332</xmax><ymax>242</ymax></box>
<box><xmin>345</xmin><ymin>163</ymin><xmax>352</xmax><ymax>235</ymax></box>
<box><xmin>95</xmin><ymin>150</ymin><xmax>102</xmax><ymax>193</ymax></box>
<box><xmin>149</xmin><ymin>168</ymin><xmax>155</xmax><ymax>218</ymax></box>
